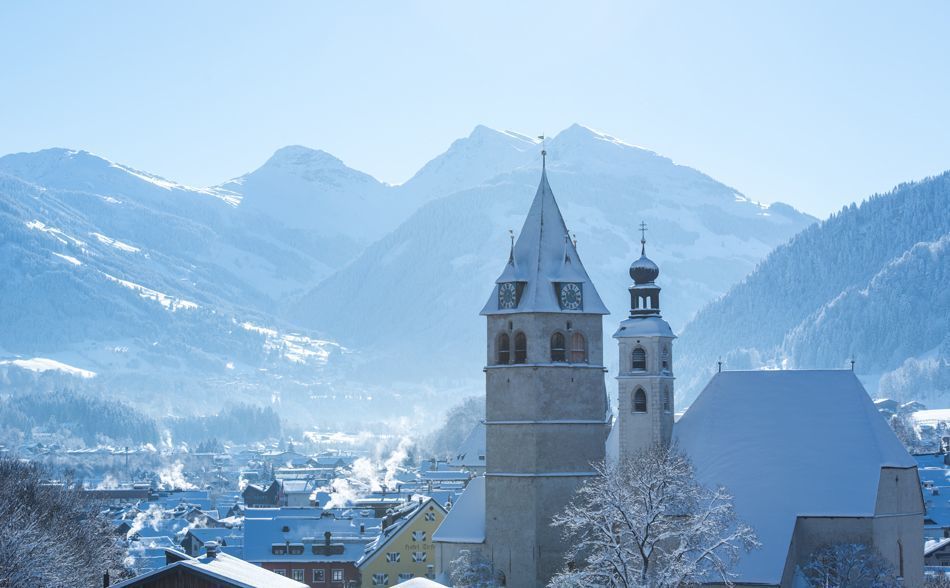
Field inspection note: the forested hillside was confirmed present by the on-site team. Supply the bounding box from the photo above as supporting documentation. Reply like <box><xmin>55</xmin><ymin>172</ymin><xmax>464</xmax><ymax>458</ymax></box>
<box><xmin>677</xmin><ymin>172</ymin><xmax>950</xmax><ymax>406</ymax></box>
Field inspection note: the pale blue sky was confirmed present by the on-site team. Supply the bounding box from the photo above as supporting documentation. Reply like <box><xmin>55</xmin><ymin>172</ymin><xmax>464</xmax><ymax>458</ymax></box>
<box><xmin>1</xmin><ymin>1</ymin><xmax>948</xmax><ymax>218</ymax></box>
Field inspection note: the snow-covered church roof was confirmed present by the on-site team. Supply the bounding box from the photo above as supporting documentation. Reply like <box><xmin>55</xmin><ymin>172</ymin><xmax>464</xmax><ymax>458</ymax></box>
<box><xmin>432</xmin><ymin>475</ymin><xmax>485</xmax><ymax>544</ymax></box>
<box><xmin>675</xmin><ymin>370</ymin><xmax>917</xmax><ymax>585</ymax></box>
<box><xmin>480</xmin><ymin>168</ymin><xmax>608</xmax><ymax>315</ymax></box>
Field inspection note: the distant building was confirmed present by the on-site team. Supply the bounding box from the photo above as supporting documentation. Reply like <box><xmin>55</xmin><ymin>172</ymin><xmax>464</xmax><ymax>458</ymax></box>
<box><xmin>243</xmin><ymin>480</ymin><xmax>281</xmax><ymax>507</ymax></box>
<box><xmin>447</xmin><ymin>422</ymin><xmax>486</xmax><ymax>474</ymax></box>
<box><xmin>112</xmin><ymin>543</ymin><xmax>306</xmax><ymax>588</ymax></box>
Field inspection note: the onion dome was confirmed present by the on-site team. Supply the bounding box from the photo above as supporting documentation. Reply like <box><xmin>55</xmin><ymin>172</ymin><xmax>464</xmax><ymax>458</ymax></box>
<box><xmin>630</xmin><ymin>236</ymin><xmax>659</xmax><ymax>285</ymax></box>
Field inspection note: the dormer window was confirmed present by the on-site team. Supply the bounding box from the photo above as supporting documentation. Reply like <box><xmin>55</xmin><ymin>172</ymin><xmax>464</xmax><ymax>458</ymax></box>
<box><xmin>497</xmin><ymin>333</ymin><xmax>510</xmax><ymax>365</ymax></box>
<box><xmin>570</xmin><ymin>332</ymin><xmax>587</xmax><ymax>363</ymax></box>
<box><xmin>513</xmin><ymin>332</ymin><xmax>527</xmax><ymax>364</ymax></box>
<box><xmin>632</xmin><ymin>347</ymin><xmax>647</xmax><ymax>371</ymax></box>
<box><xmin>634</xmin><ymin>388</ymin><xmax>647</xmax><ymax>413</ymax></box>
<box><xmin>551</xmin><ymin>332</ymin><xmax>566</xmax><ymax>362</ymax></box>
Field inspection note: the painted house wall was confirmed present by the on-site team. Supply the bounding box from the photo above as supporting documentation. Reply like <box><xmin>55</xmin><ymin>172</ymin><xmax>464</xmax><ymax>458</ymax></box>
<box><xmin>358</xmin><ymin>502</ymin><xmax>446</xmax><ymax>587</ymax></box>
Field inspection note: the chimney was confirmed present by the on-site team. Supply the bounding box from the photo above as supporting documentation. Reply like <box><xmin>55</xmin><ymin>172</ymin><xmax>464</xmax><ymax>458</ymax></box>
<box><xmin>324</xmin><ymin>531</ymin><xmax>332</xmax><ymax>547</ymax></box>
<box><xmin>205</xmin><ymin>541</ymin><xmax>219</xmax><ymax>558</ymax></box>
<box><xmin>103</xmin><ymin>572</ymin><xmax>110</xmax><ymax>588</ymax></box>
<box><xmin>359</xmin><ymin>523</ymin><xmax>365</xmax><ymax>534</ymax></box>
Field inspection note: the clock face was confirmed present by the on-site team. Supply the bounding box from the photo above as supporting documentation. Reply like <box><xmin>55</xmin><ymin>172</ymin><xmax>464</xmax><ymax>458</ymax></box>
<box><xmin>498</xmin><ymin>282</ymin><xmax>519</xmax><ymax>309</ymax></box>
<box><xmin>559</xmin><ymin>282</ymin><xmax>583</xmax><ymax>310</ymax></box>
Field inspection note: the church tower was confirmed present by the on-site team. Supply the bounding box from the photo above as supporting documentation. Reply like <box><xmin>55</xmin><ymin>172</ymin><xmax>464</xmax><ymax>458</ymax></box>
<box><xmin>615</xmin><ymin>226</ymin><xmax>675</xmax><ymax>460</ymax></box>
<box><xmin>480</xmin><ymin>159</ymin><xmax>610</xmax><ymax>587</ymax></box>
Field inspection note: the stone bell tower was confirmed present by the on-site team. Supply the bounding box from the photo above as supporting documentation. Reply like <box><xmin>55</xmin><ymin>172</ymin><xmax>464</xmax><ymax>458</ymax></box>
<box><xmin>480</xmin><ymin>155</ymin><xmax>610</xmax><ymax>587</ymax></box>
<box><xmin>614</xmin><ymin>224</ymin><xmax>675</xmax><ymax>461</ymax></box>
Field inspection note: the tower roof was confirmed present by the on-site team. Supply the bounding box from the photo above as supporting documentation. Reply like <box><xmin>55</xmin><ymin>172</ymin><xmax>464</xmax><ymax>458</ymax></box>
<box><xmin>481</xmin><ymin>169</ymin><xmax>608</xmax><ymax>315</ymax></box>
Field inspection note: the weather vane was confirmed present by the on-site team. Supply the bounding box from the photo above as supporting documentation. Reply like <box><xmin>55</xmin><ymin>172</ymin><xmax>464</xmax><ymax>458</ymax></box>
<box><xmin>538</xmin><ymin>133</ymin><xmax>547</xmax><ymax>168</ymax></box>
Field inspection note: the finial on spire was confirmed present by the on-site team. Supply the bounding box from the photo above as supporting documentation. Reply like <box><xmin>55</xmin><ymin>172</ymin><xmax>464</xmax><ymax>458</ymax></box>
<box><xmin>508</xmin><ymin>229</ymin><xmax>515</xmax><ymax>262</ymax></box>
<box><xmin>850</xmin><ymin>357</ymin><xmax>856</xmax><ymax>371</ymax></box>
<box><xmin>538</xmin><ymin>134</ymin><xmax>547</xmax><ymax>169</ymax></box>
<box><xmin>718</xmin><ymin>356</ymin><xmax>723</xmax><ymax>373</ymax></box>
<box><xmin>639</xmin><ymin>221</ymin><xmax>648</xmax><ymax>255</ymax></box>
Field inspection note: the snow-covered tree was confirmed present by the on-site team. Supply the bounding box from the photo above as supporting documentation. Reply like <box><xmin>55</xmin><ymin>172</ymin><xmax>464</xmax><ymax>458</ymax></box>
<box><xmin>0</xmin><ymin>459</ymin><xmax>129</xmax><ymax>587</ymax></box>
<box><xmin>549</xmin><ymin>443</ymin><xmax>758</xmax><ymax>587</ymax></box>
<box><xmin>925</xmin><ymin>574</ymin><xmax>950</xmax><ymax>588</ymax></box>
<box><xmin>449</xmin><ymin>549</ymin><xmax>500</xmax><ymax>588</ymax></box>
<box><xmin>797</xmin><ymin>543</ymin><xmax>899</xmax><ymax>588</ymax></box>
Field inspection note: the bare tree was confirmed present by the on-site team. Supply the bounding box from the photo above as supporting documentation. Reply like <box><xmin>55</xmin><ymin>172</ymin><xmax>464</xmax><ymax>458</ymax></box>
<box><xmin>798</xmin><ymin>543</ymin><xmax>900</xmax><ymax>587</ymax></box>
<box><xmin>0</xmin><ymin>459</ymin><xmax>129</xmax><ymax>587</ymax></box>
<box><xmin>549</xmin><ymin>443</ymin><xmax>758</xmax><ymax>588</ymax></box>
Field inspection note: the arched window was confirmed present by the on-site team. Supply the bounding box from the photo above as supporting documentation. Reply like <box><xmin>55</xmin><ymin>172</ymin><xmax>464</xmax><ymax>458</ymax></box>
<box><xmin>550</xmin><ymin>332</ymin><xmax>566</xmax><ymax>362</ymax></box>
<box><xmin>661</xmin><ymin>346</ymin><xmax>670</xmax><ymax>371</ymax></box>
<box><xmin>513</xmin><ymin>332</ymin><xmax>527</xmax><ymax>364</ymax></box>
<box><xmin>663</xmin><ymin>386</ymin><xmax>671</xmax><ymax>412</ymax></box>
<box><xmin>634</xmin><ymin>388</ymin><xmax>647</xmax><ymax>413</ymax></box>
<box><xmin>570</xmin><ymin>332</ymin><xmax>587</xmax><ymax>363</ymax></box>
<box><xmin>496</xmin><ymin>333</ymin><xmax>510</xmax><ymax>365</ymax></box>
<box><xmin>632</xmin><ymin>347</ymin><xmax>647</xmax><ymax>371</ymax></box>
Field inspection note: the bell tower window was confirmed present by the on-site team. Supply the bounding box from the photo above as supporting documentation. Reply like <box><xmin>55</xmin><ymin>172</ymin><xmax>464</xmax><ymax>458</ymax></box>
<box><xmin>513</xmin><ymin>332</ymin><xmax>527</xmax><ymax>364</ymax></box>
<box><xmin>496</xmin><ymin>333</ymin><xmax>510</xmax><ymax>365</ymax></box>
<box><xmin>663</xmin><ymin>386</ymin><xmax>671</xmax><ymax>412</ymax></box>
<box><xmin>632</xmin><ymin>347</ymin><xmax>647</xmax><ymax>371</ymax></box>
<box><xmin>550</xmin><ymin>332</ymin><xmax>566</xmax><ymax>362</ymax></box>
<box><xmin>633</xmin><ymin>388</ymin><xmax>647</xmax><ymax>413</ymax></box>
<box><xmin>661</xmin><ymin>346</ymin><xmax>670</xmax><ymax>371</ymax></box>
<box><xmin>570</xmin><ymin>332</ymin><xmax>587</xmax><ymax>363</ymax></box>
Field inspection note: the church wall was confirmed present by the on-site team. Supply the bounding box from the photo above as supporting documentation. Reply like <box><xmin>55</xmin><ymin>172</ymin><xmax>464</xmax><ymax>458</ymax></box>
<box><xmin>486</xmin><ymin>313</ymin><xmax>604</xmax><ymax>367</ymax></box>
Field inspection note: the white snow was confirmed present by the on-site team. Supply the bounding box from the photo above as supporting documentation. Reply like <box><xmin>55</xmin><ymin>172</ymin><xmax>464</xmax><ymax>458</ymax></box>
<box><xmin>102</xmin><ymin>273</ymin><xmax>198</xmax><ymax>311</ymax></box>
<box><xmin>52</xmin><ymin>252</ymin><xmax>82</xmax><ymax>266</ymax></box>
<box><xmin>0</xmin><ymin>357</ymin><xmax>96</xmax><ymax>378</ymax></box>
<box><xmin>91</xmin><ymin>231</ymin><xmax>140</xmax><ymax>253</ymax></box>
<box><xmin>912</xmin><ymin>409</ymin><xmax>950</xmax><ymax>426</ymax></box>
<box><xmin>675</xmin><ymin>370</ymin><xmax>916</xmax><ymax>585</ymax></box>
<box><xmin>240</xmin><ymin>321</ymin><xmax>338</xmax><ymax>365</ymax></box>
<box><xmin>24</xmin><ymin>220</ymin><xmax>85</xmax><ymax>247</ymax></box>
<box><xmin>432</xmin><ymin>475</ymin><xmax>485</xmax><ymax>543</ymax></box>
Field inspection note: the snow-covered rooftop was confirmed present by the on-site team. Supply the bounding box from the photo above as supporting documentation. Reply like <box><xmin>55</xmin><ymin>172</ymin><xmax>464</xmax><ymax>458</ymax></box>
<box><xmin>612</xmin><ymin>315</ymin><xmax>675</xmax><ymax>339</ymax></box>
<box><xmin>480</xmin><ymin>169</ymin><xmax>608</xmax><ymax>316</ymax></box>
<box><xmin>448</xmin><ymin>422</ymin><xmax>486</xmax><ymax>469</ymax></box>
<box><xmin>675</xmin><ymin>370</ymin><xmax>916</xmax><ymax>585</ymax></box>
<box><xmin>112</xmin><ymin>549</ymin><xmax>307</xmax><ymax>588</ymax></box>
<box><xmin>432</xmin><ymin>475</ymin><xmax>485</xmax><ymax>544</ymax></box>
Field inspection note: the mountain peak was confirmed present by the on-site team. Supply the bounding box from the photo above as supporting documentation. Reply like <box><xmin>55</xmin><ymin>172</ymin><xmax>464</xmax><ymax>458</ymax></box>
<box><xmin>264</xmin><ymin>145</ymin><xmax>348</xmax><ymax>170</ymax></box>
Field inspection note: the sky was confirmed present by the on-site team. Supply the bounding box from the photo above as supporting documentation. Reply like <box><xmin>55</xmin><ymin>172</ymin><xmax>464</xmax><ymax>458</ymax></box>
<box><xmin>1</xmin><ymin>1</ymin><xmax>948</xmax><ymax>218</ymax></box>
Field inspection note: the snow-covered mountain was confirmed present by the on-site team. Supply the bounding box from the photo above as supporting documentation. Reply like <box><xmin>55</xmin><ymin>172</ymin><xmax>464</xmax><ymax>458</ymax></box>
<box><xmin>0</xmin><ymin>150</ymin><xmax>354</xmax><ymax>422</ymax></box>
<box><xmin>0</xmin><ymin>126</ymin><xmax>817</xmax><ymax>422</ymax></box>
<box><xmin>289</xmin><ymin>124</ymin><xmax>815</xmax><ymax>383</ymax></box>
<box><xmin>675</xmin><ymin>171</ymin><xmax>950</xmax><ymax>407</ymax></box>
<box><xmin>218</xmin><ymin>145</ymin><xmax>397</xmax><ymax>245</ymax></box>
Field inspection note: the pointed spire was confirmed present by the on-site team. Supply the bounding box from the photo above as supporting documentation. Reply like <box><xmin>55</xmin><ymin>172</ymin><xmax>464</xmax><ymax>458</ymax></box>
<box><xmin>481</xmin><ymin>165</ymin><xmax>608</xmax><ymax>315</ymax></box>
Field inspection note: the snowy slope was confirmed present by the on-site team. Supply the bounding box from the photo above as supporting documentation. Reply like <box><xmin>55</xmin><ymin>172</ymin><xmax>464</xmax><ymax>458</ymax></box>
<box><xmin>0</xmin><ymin>153</ymin><xmax>350</xmax><ymax>421</ymax></box>
<box><xmin>676</xmin><ymin>171</ymin><xmax>950</xmax><ymax>407</ymax></box>
<box><xmin>289</xmin><ymin>124</ymin><xmax>815</xmax><ymax>383</ymax></box>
